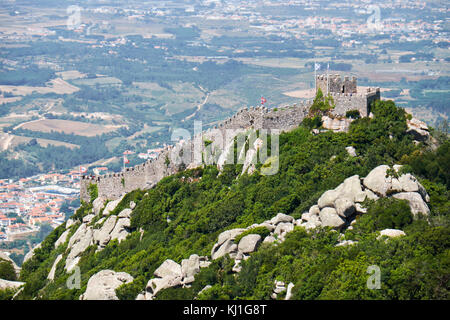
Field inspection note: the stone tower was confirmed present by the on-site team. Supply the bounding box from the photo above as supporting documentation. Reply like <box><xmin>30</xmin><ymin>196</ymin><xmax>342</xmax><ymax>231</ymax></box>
<box><xmin>316</xmin><ymin>74</ymin><xmax>357</xmax><ymax>94</ymax></box>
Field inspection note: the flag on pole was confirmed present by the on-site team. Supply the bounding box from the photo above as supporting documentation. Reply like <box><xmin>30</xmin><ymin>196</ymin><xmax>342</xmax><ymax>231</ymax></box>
<box><xmin>261</xmin><ymin>96</ymin><xmax>267</xmax><ymax>105</ymax></box>
<box><xmin>79</xmin><ymin>166</ymin><xmax>87</xmax><ymax>174</ymax></box>
<box><xmin>123</xmin><ymin>156</ymin><xmax>130</xmax><ymax>164</ymax></box>
<box><xmin>327</xmin><ymin>63</ymin><xmax>330</xmax><ymax>94</ymax></box>
<box><xmin>314</xmin><ymin>63</ymin><xmax>321</xmax><ymax>71</ymax></box>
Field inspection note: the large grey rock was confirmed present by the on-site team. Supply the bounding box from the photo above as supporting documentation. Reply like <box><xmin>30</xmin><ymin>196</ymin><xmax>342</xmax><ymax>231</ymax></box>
<box><xmin>181</xmin><ymin>254</ymin><xmax>200</xmax><ymax>278</ymax></box>
<box><xmin>146</xmin><ymin>276</ymin><xmax>182</xmax><ymax>298</ymax></box>
<box><xmin>392</xmin><ymin>192</ymin><xmax>430</xmax><ymax>216</ymax></box>
<box><xmin>345</xmin><ymin>146</ymin><xmax>357</xmax><ymax>157</ymax></box>
<box><xmin>336</xmin><ymin>175</ymin><xmax>363</xmax><ymax>202</ymax></box>
<box><xmin>154</xmin><ymin>259</ymin><xmax>182</xmax><ymax>278</ymax></box>
<box><xmin>355</xmin><ymin>189</ymin><xmax>380</xmax><ymax>203</ymax></box>
<box><xmin>67</xmin><ymin>223</ymin><xmax>87</xmax><ymax>248</ymax></box>
<box><xmin>301</xmin><ymin>212</ymin><xmax>312</xmax><ymax>222</ymax></box>
<box><xmin>102</xmin><ymin>196</ymin><xmax>124</xmax><ymax>217</ymax></box>
<box><xmin>319</xmin><ymin>207</ymin><xmax>346</xmax><ymax>229</ymax></box>
<box><xmin>274</xmin><ymin>222</ymin><xmax>294</xmax><ymax>237</ymax></box>
<box><xmin>0</xmin><ymin>279</ymin><xmax>24</xmax><ymax>291</ymax></box>
<box><xmin>303</xmin><ymin>218</ymin><xmax>322</xmax><ymax>230</ymax></box>
<box><xmin>263</xmin><ymin>235</ymin><xmax>276</xmax><ymax>244</ymax></box>
<box><xmin>211</xmin><ymin>239</ymin><xmax>238</xmax><ymax>260</ymax></box>
<box><xmin>216</xmin><ymin>229</ymin><xmax>246</xmax><ymax>247</ymax></box>
<box><xmin>48</xmin><ymin>254</ymin><xmax>63</xmax><ymax>281</ymax></box>
<box><xmin>317</xmin><ymin>190</ymin><xmax>340</xmax><ymax>208</ymax></box>
<box><xmin>285</xmin><ymin>283</ymin><xmax>295</xmax><ymax>300</ymax></box>
<box><xmin>92</xmin><ymin>197</ymin><xmax>105</xmax><ymax>215</ymax></box>
<box><xmin>23</xmin><ymin>243</ymin><xmax>41</xmax><ymax>264</ymax></box>
<box><xmin>363</xmin><ymin>165</ymin><xmax>401</xmax><ymax>196</ymax></box>
<box><xmin>334</xmin><ymin>198</ymin><xmax>355</xmax><ymax>218</ymax></box>
<box><xmin>398</xmin><ymin>173</ymin><xmax>429</xmax><ymax>202</ymax></box>
<box><xmin>270</xmin><ymin>213</ymin><xmax>294</xmax><ymax>225</ymax></box>
<box><xmin>66</xmin><ymin>218</ymin><xmax>76</xmax><ymax>228</ymax></box>
<box><xmin>109</xmin><ymin>218</ymin><xmax>130</xmax><ymax>243</ymax></box>
<box><xmin>54</xmin><ymin>229</ymin><xmax>70</xmax><ymax>248</ymax></box>
<box><xmin>256</xmin><ymin>221</ymin><xmax>276</xmax><ymax>231</ymax></box>
<box><xmin>65</xmin><ymin>226</ymin><xmax>94</xmax><ymax>272</ymax></box>
<box><xmin>407</xmin><ymin>118</ymin><xmax>430</xmax><ymax>141</ymax></box>
<box><xmin>199</xmin><ymin>256</ymin><xmax>211</xmax><ymax>269</ymax></box>
<box><xmin>355</xmin><ymin>203</ymin><xmax>368</xmax><ymax>214</ymax></box>
<box><xmin>308</xmin><ymin>205</ymin><xmax>320</xmax><ymax>216</ymax></box>
<box><xmin>377</xmin><ymin>229</ymin><xmax>406</xmax><ymax>239</ymax></box>
<box><xmin>94</xmin><ymin>215</ymin><xmax>117</xmax><ymax>247</ymax></box>
<box><xmin>83</xmin><ymin>214</ymin><xmax>95</xmax><ymax>224</ymax></box>
<box><xmin>238</xmin><ymin>234</ymin><xmax>262</xmax><ymax>254</ymax></box>
<box><xmin>136</xmin><ymin>293</ymin><xmax>145</xmax><ymax>300</ymax></box>
<box><xmin>118</xmin><ymin>208</ymin><xmax>132</xmax><ymax>218</ymax></box>
<box><xmin>80</xmin><ymin>270</ymin><xmax>133</xmax><ymax>300</ymax></box>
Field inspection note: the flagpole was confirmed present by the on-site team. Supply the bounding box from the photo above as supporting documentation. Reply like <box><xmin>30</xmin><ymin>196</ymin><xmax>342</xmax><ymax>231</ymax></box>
<box><xmin>327</xmin><ymin>63</ymin><xmax>329</xmax><ymax>95</ymax></box>
<box><xmin>314</xmin><ymin>61</ymin><xmax>316</xmax><ymax>93</ymax></box>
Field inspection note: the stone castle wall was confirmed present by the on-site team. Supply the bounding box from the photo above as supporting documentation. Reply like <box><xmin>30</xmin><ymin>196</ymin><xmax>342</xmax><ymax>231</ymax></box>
<box><xmin>80</xmin><ymin>77</ymin><xmax>380</xmax><ymax>203</ymax></box>
<box><xmin>329</xmin><ymin>88</ymin><xmax>380</xmax><ymax>118</ymax></box>
<box><xmin>316</xmin><ymin>74</ymin><xmax>357</xmax><ymax>94</ymax></box>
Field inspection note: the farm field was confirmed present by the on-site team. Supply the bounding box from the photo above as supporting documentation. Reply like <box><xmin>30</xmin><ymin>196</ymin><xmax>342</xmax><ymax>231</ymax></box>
<box><xmin>19</xmin><ymin>119</ymin><xmax>122</xmax><ymax>137</ymax></box>
<box><xmin>0</xmin><ymin>78</ymin><xmax>80</xmax><ymax>96</ymax></box>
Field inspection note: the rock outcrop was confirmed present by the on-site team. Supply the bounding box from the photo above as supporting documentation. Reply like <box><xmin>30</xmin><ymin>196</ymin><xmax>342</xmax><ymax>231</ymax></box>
<box><xmin>80</xmin><ymin>270</ymin><xmax>133</xmax><ymax>300</ymax></box>
<box><xmin>23</xmin><ymin>243</ymin><xmax>41</xmax><ymax>264</ymax></box>
<box><xmin>54</xmin><ymin>229</ymin><xmax>70</xmax><ymax>248</ymax></box>
<box><xmin>238</xmin><ymin>234</ymin><xmax>262</xmax><ymax>254</ymax></box>
<box><xmin>141</xmin><ymin>255</ymin><xmax>210</xmax><ymax>300</ymax></box>
<box><xmin>61</xmin><ymin>201</ymin><xmax>134</xmax><ymax>274</ymax></box>
<box><xmin>0</xmin><ymin>252</ymin><xmax>21</xmax><ymax>277</ymax></box>
<box><xmin>377</xmin><ymin>229</ymin><xmax>406</xmax><ymax>240</ymax></box>
<box><xmin>0</xmin><ymin>279</ymin><xmax>24</xmax><ymax>291</ymax></box>
<box><xmin>50</xmin><ymin>165</ymin><xmax>432</xmax><ymax>300</ymax></box>
<box><xmin>407</xmin><ymin>118</ymin><xmax>430</xmax><ymax>142</ymax></box>
<box><xmin>101</xmin><ymin>195</ymin><xmax>125</xmax><ymax>216</ymax></box>
<box><xmin>301</xmin><ymin>165</ymin><xmax>430</xmax><ymax>231</ymax></box>
<box><xmin>47</xmin><ymin>254</ymin><xmax>63</xmax><ymax>281</ymax></box>
<box><xmin>65</xmin><ymin>223</ymin><xmax>94</xmax><ymax>272</ymax></box>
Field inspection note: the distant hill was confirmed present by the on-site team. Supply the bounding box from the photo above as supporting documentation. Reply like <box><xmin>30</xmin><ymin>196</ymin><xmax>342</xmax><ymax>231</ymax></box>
<box><xmin>6</xmin><ymin>100</ymin><xmax>449</xmax><ymax>300</ymax></box>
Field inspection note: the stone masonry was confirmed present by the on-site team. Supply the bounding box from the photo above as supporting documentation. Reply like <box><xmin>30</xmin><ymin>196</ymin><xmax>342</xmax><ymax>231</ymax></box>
<box><xmin>80</xmin><ymin>75</ymin><xmax>380</xmax><ymax>202</ymax></box>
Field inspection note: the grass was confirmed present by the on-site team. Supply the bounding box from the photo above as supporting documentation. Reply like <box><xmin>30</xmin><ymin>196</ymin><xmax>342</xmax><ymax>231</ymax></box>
<box><xmin>20</xmin><ymin>119</ymin><xmax>122</xmax><ymax>137</ymax></box>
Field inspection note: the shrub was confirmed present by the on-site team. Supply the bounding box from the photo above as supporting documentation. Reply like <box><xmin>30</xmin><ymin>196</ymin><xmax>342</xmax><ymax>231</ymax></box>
<box><xmin>346</xmin><ymin>110</ymin><xmax>361</xmax><ymax>119</ymax></box>
<box><xmin>302</xmin><ymin>115</ymin><xmax>323</xmax><ymax>130</ymax></box>
<box><xmin>0</xmin><ymin>259</ymin><xmax>17</xmax><ymax>281</ymax></box>
<box><xmin>88</xmin><ymin>183</ymin><xmax>98</xmax><ymax>202</ymax></box>
<box><xmin>234</xmin><ymin>226</ymin><xmax>271</xmax><ymax>244</ymax></box>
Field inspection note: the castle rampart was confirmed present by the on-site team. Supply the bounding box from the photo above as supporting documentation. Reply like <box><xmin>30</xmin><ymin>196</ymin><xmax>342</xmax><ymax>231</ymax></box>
<box><xmin>80</xmin><ymin>75</ymin><xmax>380</xmax><ymax>203</ymax></box>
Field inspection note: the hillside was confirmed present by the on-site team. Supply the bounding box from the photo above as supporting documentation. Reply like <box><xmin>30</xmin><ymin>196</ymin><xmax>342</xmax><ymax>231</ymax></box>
<box><xmin>2</xmin><ymin>100</ymin><xmax>449</xmax><ymax>300</ymax></box>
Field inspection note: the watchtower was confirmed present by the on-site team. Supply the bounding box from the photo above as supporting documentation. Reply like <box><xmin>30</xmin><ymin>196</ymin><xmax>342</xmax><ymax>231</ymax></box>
<box><xmin>316</xmin><ymin>74</ymin><xmax>357</xmax><ymax>94</ymax></box>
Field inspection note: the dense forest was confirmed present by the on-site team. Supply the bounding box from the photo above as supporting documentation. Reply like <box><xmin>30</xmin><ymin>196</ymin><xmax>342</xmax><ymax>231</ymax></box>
<box><xmin>8</xmin><ymin>100</ymin><xmax>448</xmax><ymax>300</ymax></box>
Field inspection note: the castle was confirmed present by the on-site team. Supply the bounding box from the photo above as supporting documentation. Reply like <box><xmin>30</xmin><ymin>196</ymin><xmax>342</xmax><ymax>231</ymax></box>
<box><xmin>315</xmin><ymin>74</ymin><xmax>380</xmax><ymax>117</ymax></box>
<box><xmin>80</xmin><ymin>75</ymin><xmax>381</xmax><ymax>202</ymax></box>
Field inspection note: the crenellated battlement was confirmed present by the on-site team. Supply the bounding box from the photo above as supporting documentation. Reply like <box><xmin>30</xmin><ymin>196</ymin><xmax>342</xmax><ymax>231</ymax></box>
<box><xmin>80</xmin><ymin>101</ymin><xmax>312</xmax><ymax>202</ymax></box>
<box><xmin>80</xmin><ymin>74</ymin><xmax>380</xmax><ymax>202</ymax></box>
<box><xmin>316</xmin><ymin>74</ymin><xmax>357</xmax><ymax>94</ymax></box>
